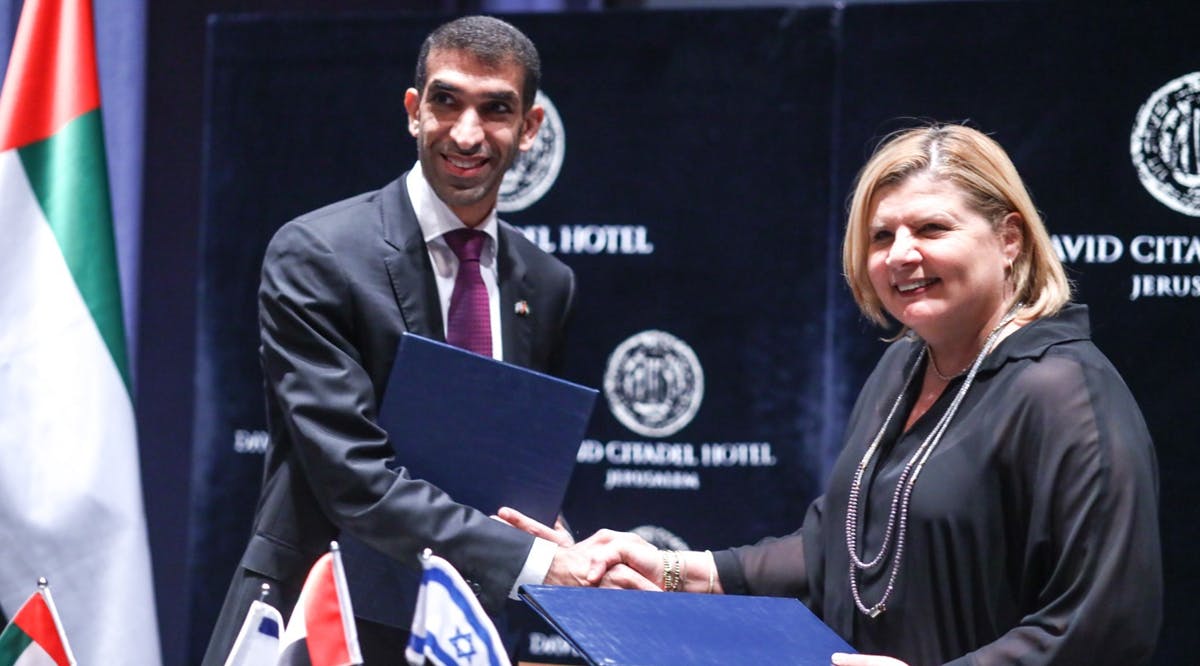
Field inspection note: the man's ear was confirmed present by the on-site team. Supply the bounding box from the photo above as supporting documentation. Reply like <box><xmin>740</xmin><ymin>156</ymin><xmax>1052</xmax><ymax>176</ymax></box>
<box><xmin>518</xmin><ymin>104</ymin><xmax>545</xmax><ymax>152</ymax></box>
<box><xmin>404</xmin><ymin>88</ymin><xmax>421</xmax><ymax>137</ymax></box>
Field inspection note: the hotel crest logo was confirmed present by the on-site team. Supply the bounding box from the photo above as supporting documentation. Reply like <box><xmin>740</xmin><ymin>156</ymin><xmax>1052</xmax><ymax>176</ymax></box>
<box><xmin>498</xmin><ymin>90</ymin><xmax>565</xmax><ymax>213</ymax></box>
<box><xmin>1131</xmin><ymin>71</ymin><xmax>1200</xmax><ymax>218</ymax></box>
<box><xmin>604</xmin><ymin>330</ymin><xmax>705</xmax><ymax>438</ymax></box>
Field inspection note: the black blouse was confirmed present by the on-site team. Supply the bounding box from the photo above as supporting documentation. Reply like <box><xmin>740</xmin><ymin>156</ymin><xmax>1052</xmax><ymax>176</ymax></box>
<box><xmin>715</xmin><ymin>305</ymin><xmax>1162</xmax><ymax>665</ymax></box>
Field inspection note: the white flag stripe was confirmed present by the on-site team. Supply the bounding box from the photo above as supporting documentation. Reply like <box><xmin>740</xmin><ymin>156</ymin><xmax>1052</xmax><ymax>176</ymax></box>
<box><xmin>0</xmin><ymin>146</ymin><xmax>158</xmax><ymax>663</ymax></box>
<box><xmin>11</xmin><ymin>639</ymin><xmax>57</xmax><ymax>666</ymax></box>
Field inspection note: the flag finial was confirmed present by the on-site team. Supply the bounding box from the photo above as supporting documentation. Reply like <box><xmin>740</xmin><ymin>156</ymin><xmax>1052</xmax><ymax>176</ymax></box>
<box><xmin>259</xmin><ymin>583</ymin><xmax>271</xmax><ymax>602</ymax></box>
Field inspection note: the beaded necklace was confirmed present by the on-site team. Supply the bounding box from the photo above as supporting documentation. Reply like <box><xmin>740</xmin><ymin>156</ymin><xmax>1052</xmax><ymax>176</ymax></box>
<box><xmin>844</xmin><ymin>304</ymin><xmax>1021</xmax><ymax>618</ymax></box>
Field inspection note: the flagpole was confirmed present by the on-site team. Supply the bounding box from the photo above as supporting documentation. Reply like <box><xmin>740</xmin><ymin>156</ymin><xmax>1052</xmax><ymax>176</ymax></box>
<box><xmin>37</xmin><ymin>579</ymin><xmax>79</xmax><ymax>666</ymax></box>
<box><xmin>327</xmin><ymin>540</ymin><xmax>363</xmax><ymax>663</ymax></box>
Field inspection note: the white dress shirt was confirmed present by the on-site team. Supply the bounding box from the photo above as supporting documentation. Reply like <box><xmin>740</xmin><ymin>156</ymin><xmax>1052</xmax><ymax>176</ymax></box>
<box><xmin>405</xmin><ymin>164</ymin><xmax>557</xmax><ymax>597</ymax></box>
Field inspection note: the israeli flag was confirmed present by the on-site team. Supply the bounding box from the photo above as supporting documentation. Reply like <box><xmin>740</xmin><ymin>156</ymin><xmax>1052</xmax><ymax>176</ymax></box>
<box><xmin>223</xmin><ymin>599</ymin><xmax>283</xmax><ymax>666</ymax></box>
<box><xmin>405</xmin><ymin>552</ymin><xmax>510</xmax><ymax>666</ymax></box>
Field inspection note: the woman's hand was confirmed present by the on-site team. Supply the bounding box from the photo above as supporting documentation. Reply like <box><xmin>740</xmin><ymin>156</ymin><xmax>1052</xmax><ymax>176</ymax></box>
<box><xmin>831</xmin><ymin>652</ymin><xmax>909</xmax><ymax>666</ymax></box>
<box><xmin>496</xmin><ymin>509</ymin><xmax>667</xmax><ymax>592</ymax></box>
<box><xmin>542</xmin><ymin>529</ymin><xmax>659</xmax><ymax>589</ymax></box>
<box><xmin>597</xmin><ymin>563</ymin><xmax>660</xmax><ymax>591</ymax></box>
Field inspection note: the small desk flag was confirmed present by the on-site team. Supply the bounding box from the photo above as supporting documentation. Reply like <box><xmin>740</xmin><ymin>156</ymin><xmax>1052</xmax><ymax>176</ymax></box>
<box><xmin>0</xmin><ymin>582</ymin><xmax>76</xmax><ymax>666</ymax></box>
<box><xmin>223</xmin><ymin>599</ymin><xmax>283</xmax><ymax>666</ymax></box>
<box><xmin>279</xmin><ymin>543</ymin><xmax>362</xmax><ymax>666</ymax></box>
<box><xmin>405</xmin><ymin>551</ymin><xmax>510</xmax><ymax>666</ymax></box>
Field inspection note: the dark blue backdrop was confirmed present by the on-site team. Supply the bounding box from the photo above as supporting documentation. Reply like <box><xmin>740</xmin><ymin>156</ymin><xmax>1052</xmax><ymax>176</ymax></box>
<box><xmin>191</xmin><ymin>5</ymin><xmax>1200</xmax><ymax>664</ymax></box>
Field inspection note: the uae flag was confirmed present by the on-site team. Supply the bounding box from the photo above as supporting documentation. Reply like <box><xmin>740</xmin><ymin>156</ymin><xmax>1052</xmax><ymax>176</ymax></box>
<box><xmin>0</xmin><ymin>585</ymin><xmax>76</xmax><ymax>666</ymax></box>
<box><xmin>0</xmin><ymin>0</ymin><xmax>160</xmax><ymax>664</ymax></box>
<box><xmin>279</xmin><ymin>544</ymin><xmax>362</xmax><ymax>666</ymax></box>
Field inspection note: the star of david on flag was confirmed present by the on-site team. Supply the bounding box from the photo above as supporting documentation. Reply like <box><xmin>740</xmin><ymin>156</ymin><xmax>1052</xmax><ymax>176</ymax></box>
<box><xmin>405</xmin><ymin>551</ymin><xmax>510</xmax><ymax>666</ymax></box>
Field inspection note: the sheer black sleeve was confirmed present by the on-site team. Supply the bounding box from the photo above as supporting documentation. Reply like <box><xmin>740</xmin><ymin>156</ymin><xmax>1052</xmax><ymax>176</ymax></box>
<box><xmin>715</xmin><ymin>497</ymin><xmax>823</xmax><ymax>601</ymax></box>
<box><xmin>952</xmin><ymin>352</ymin><xmax>1161</xmax><ymax>665</ymax></box>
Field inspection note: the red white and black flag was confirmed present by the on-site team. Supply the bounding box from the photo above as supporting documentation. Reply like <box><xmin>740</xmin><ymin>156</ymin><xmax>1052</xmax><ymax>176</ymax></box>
<box><xmin>278</xmin><ymin>542</ymin><xmax>362</xmax><ymax>666</ymax></box>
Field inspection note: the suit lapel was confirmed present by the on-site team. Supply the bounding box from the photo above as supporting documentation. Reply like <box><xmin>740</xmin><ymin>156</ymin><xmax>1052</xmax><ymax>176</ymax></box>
<box><xmin>380</xmin><ymin>175</ymin><xmax>444</xmax><ymax>341</ymax></box>
<box><xmin>498</xmin><ymin>223</ymin><xmax>534</xmax><ymax>367</ymax></box>
<box><xmin>379</xmin><ymin>177</ymin><xmax>532</xmax><ymax>361</ymax></box>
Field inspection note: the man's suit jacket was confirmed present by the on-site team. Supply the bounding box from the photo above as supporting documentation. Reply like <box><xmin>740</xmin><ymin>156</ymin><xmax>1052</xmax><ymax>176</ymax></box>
<box><xmin>202</xmin><ymin>174</ymin><xmax>576</xmax><ymax>664</ymax></box>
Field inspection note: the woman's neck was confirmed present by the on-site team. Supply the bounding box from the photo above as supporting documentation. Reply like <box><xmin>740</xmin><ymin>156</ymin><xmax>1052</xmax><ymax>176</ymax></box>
<box><xmin>924</xmin><ymin>303</ymin><xmax>1021</xmax><ymax>379</ymax></box>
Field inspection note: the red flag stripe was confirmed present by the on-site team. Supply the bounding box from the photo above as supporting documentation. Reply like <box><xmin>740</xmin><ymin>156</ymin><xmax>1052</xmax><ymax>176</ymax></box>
<box><xmin>12</xmin><ymin>592</ymin><xmax>72</xmax><ymax>666</ymax></box>
<box><xmin>304</xmin><ymin>554</ymin><xmax>352</xmax><ymax>666</ymax></box>
<box><xmin>0</xmin><ymin>0</ymin><xmax>102</xmax><ymax>152</ymax></box>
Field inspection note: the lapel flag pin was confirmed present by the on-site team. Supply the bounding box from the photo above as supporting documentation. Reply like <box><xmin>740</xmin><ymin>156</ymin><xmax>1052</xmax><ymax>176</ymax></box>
<box><xmin>514</xmin><ymin>300</ymin><xmax>530</xmax><ymax>317</ymax></box>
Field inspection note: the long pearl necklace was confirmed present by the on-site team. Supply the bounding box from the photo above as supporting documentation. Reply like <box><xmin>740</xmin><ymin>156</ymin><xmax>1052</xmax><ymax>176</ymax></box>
<box><xmin>844</xmin><ymin>305</ymin><xmax>1021</xmax><ymax>618</ymax></box>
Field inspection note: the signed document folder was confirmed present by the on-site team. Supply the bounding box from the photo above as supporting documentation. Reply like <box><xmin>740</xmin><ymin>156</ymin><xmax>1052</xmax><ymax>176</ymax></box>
<box><xmin>341</xmin><ymin>332</ymin><xmax>598</xmax><ymax>627</ymax></box>
<box><xmin>520</xmin><ymin>585</ymin><xmax>854</xmax><ymax>665</ymax></box>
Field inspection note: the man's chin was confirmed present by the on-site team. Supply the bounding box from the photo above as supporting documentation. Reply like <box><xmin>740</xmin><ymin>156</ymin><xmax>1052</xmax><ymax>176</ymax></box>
<box><xmin>441</xmin><ymin>187</ymin><xmax>489</xmax><ymax>207</ymax></box>
<box><xmin>430</xmin><ymin>182</ymin><xmax>502</xmax><ymax>222</ymax></box>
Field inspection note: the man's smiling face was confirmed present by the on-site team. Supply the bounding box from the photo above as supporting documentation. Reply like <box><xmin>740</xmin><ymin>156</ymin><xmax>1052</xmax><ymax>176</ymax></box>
<box><xmin>405</xmin><ymin>48</ymin><xmax>543</xmax><ymax>226</ymax></box>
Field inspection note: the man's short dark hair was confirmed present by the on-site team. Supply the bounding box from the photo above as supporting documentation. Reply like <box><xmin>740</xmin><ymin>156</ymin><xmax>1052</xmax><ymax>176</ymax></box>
<box><xmin>414</xmin><ymin>15</ymin><xmax>541</xmax><ymax>112</ymax></box>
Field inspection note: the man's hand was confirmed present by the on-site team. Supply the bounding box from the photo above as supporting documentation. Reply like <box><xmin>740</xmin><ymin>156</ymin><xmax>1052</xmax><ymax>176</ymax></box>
<box><xmin>497</xmin><ymin>509</ymin><xmax>669</xmax><ymax>590</ymax></box>
<box><xmin>541</xmin><ymin>529</ymin><xmax>661</xmax><ymax>591</ymax></box>
<box><xmin>496</xmin><ymin>506</ymin><xmax>574</xmax><ymax>546</ymax></box>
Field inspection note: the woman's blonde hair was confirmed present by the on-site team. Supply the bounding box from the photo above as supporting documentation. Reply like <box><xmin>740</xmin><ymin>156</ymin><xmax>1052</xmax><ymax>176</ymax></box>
<box><xmin>842</xmin><ymin>123</ymin><xmax>1071</xmax><ymax>328</ymax></box>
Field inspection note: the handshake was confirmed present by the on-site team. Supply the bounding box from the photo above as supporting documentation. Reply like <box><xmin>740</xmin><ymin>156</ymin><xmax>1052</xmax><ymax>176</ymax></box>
<box><xmin>496</xmin><ymin>507</ymin><xmax>721</xmax><ymax>594</ymax></box>
<box><xmin>498</xmin><ymin>508</ymin><xmax>901</xmax><ymax>666</ymax></box>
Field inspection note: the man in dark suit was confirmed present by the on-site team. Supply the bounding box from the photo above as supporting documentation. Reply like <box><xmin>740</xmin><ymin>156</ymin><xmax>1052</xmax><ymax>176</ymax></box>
<box><xmin>203</xmin><ymin>15</ymin><xmax>616</xmax><ymax>665</ymax></box>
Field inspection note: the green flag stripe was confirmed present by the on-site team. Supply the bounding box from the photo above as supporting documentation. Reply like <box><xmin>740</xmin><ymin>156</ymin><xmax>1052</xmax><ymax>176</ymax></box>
<box><xmin>18</xmin><ymin>109</ymin><xmax>131</xmax><ymax>394</ymax></box>
<box><xmin>0</xmin><ymin>622</ymin><xmax>35</xmax><ymax>664</ymax></box>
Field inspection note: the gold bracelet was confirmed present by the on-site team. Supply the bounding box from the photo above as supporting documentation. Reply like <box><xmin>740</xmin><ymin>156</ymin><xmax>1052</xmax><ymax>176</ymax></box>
<box><xmin>659</xmin><ymin>550</ymin><xmax>673</xmax><ymax>591</ymax></box>
<box><xmin>662</xmin><ymin>549</ymin><xmax>672</xmax><ymax>592</ymax></box>
<box><xmin>663</xmin><ymin>550</ymin><xmax>682</xmax><ymax>592</ymax></box>
<box><xmin>678</xmin><ymin>551</ymin><xmax>687</xmax><ymax>592</ymax></box>
<box><xmin>669</xmin><ymin>550</ymin><xmax>680</xmax><ymax>592</ymax></box>
<box><xmin>704</xmin><ymin>549</ymin><xmax>715</xmax><ymax>594</ymax></box>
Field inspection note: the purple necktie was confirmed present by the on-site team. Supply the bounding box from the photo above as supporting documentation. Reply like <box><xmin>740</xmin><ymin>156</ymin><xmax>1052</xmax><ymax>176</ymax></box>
<box><xmin>443</xmin><ymin>228</ymin><xmax>492</xmax><ymax>357</ymax></box>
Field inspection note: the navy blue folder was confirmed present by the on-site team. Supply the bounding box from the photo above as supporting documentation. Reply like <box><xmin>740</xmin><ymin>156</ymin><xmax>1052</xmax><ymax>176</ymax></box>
<box><xmin>520</xmin><ymin>585</ymin><xmax>855</xmax><ymax>665</ymax></box>
<box><xmin>341</xmin><ymin>333</ymin><xmax>597</xmax><ymax>627</ymax></box>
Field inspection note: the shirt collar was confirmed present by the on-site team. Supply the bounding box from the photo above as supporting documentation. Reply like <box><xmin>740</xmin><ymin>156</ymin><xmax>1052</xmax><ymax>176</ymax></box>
<box><xmin>903</xmin><ymin>303</ymin><xmax>1093</xmax><ymax>376</ymax></box>
<box><xmin>982</xmin><ymin>303</ymin><xmax>1091</xmax><ymax>370</ymax></box>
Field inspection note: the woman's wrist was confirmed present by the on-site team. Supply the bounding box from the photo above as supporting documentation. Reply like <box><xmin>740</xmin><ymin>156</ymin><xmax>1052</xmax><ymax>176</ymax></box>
<box><xmin>677</xmin><ymin>549</ymin><xmax>721</xmax><ymax>594</ymax></box>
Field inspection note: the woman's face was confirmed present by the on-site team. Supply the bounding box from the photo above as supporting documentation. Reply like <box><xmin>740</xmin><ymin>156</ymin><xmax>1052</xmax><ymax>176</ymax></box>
<box><xmin>865</xmin><ymin>174</ymin><xmax>1020</xmax><ymax>345</ymax></box>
